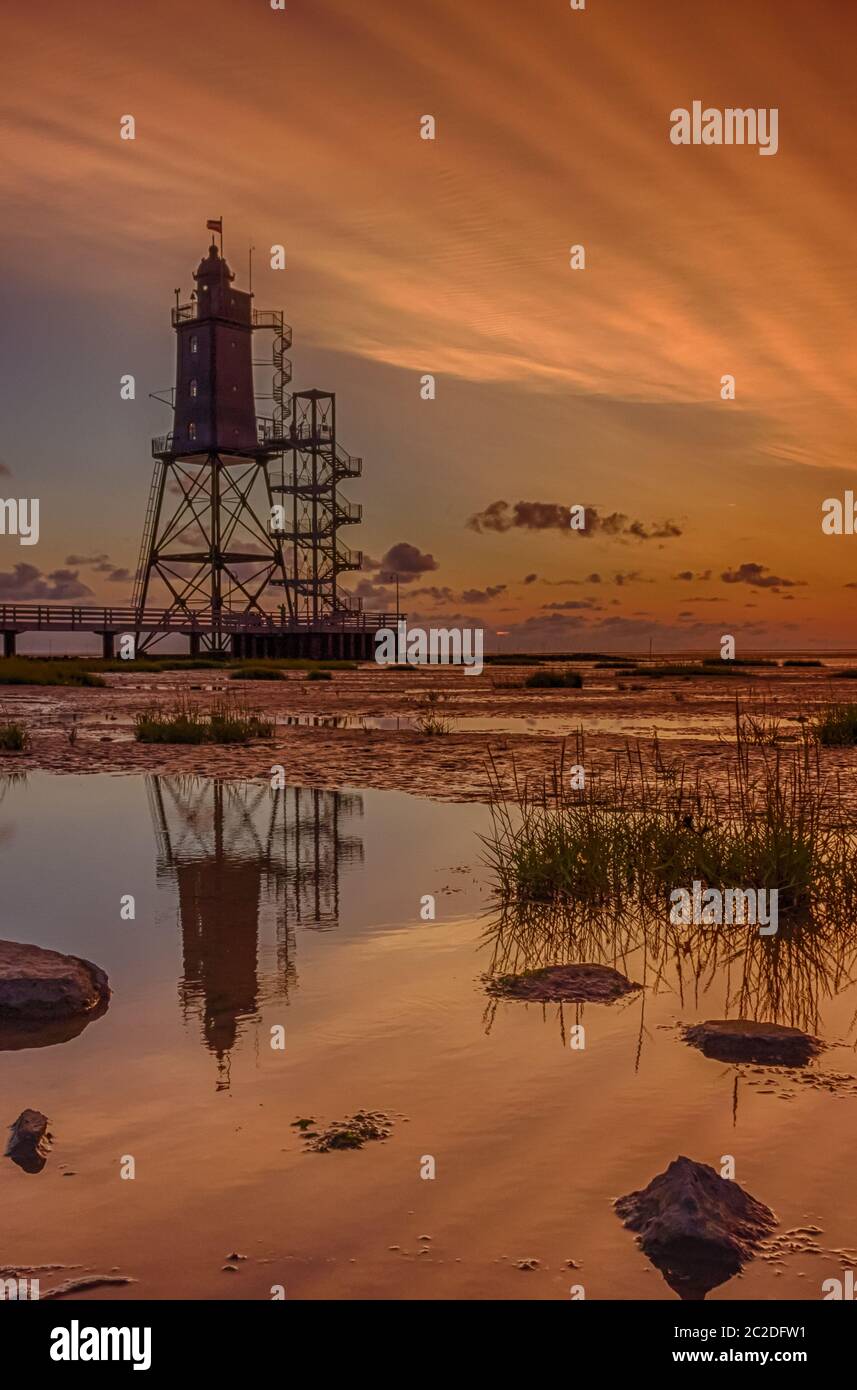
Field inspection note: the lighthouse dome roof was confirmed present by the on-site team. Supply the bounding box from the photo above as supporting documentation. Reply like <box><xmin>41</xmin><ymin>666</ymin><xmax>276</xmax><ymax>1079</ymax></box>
<box><xmin>193</xmin><ymin>241</ymin><xmax>234</xmax><ymax>283</ymax></box>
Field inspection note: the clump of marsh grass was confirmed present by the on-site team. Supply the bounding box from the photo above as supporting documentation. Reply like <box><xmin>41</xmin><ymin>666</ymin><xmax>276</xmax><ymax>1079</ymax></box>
<box><xmin>640</xmin><ymin>663</ymin><xmax>742</xmax><ymax>679</ymax></box>
<box><xmin>813</xmin><ymin>700</ymin><xmax>857</xmax><ymax>746</ymax></box>
<box><xmin>229</xmin><ymin>665</ymin><xmax>284</xmax><ymax>681</ymax></box>
<box><xmin>483</xmin><ymin>723</ymin><xmax>857</xmax><ymax>923</ymax></box>
<box><xmin>413</xmin><ymin>688</ymin><xmax>454</xmax><ymax>735</ymax></box>
<box><xmin>0</xmin><ymin>659</ymin><xmax>106</xmax><ymax>688</ymax></box>
<box><xmin>702</xmin><ymin>656</ymin><xmax>778</xmax><ymax>668</ymax></box>
<box><xmin>0</xmin><ymin>720</ymin><xmax>28</xmax><ymax>751</ymax></box>
<box><xmin>134</xmin><ymin>696</ymin><xmax>274</xmax><ymax>744</ymax></box>
<box><xmin>727</xmin><ymin>693</ymin><xmax>799</xmax><ymax>748</ymax></box>
<box><xmin>306</xmin><ymin>670</ymin><xmax>332</xmax><ymax>682</ymax></box>
<box><xmin>524</xmin><ymin>669</ymin><xmax>582</xmax><ymax>690</ymax></box>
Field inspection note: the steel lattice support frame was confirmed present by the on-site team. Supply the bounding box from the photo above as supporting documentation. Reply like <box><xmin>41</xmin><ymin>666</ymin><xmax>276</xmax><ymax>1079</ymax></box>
<box><xmin>135</xmin><ymin>447</ymin><xmax>292</xmax><ymax>653</ymax></box>
<box><xmin>271</xmin><ymin>390</ymin><xmax>362</xmax><ymax>621</ymax></box>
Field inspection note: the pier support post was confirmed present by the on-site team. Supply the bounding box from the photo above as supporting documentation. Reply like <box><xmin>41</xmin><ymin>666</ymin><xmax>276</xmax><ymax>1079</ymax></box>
<box><xmin>189</xmin><ymin>632</ymin><xmax>201</xmax><ymax>657</ymax></box>
<box><xmin>3</xmin><ymin>631</ymin><xmax>16</xmax><ymax>658</ymax></box>
<box><xmin>101</xmin><ymin>631</ymin><xmax>115</xmax><ymax>660</ymax></box>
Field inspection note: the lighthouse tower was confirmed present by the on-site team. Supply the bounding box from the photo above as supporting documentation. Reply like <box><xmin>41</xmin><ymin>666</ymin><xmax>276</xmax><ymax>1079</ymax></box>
<box><xmin>133</xmin><ymin>232</ymin><xmax>292</xmax><ymax>652</ymax></box>
<box><xmin>171</xmin><ymin>240</ymin><xmax>258</xmax><ymax>455</ymax></box>
<box><xmin>131</xmin><ymin>224</ymin><xmax>370</xmax><ymax>656</ymax></box>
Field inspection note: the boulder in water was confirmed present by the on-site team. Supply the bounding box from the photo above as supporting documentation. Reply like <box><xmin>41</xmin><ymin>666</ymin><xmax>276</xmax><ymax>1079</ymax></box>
<box><xmin>486</xmin><ymin>962</ymin><xmax>640</xmax><ymax>1004</ymax></box>
<box><xmin>615</xmin><ymin>1156</ymin><xmax>777</xmax><ymax>1299</ymax></box>
<box><xmin>683</xmin><ymin>1019</ymin><xmax>821</xmax><ymax>1067</ymax></box>
<box><xmin>5</xmin><ymin>1109</ymin><xmax>51</xmax><ymax>1174</ymax></box>
<box><xmin>0</xmin><ymin>940</ymin><xmax>110</xmax><ymax>1022</ymax></box>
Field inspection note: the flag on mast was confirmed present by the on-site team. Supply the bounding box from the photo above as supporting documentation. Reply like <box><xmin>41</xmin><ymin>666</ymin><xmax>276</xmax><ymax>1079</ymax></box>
<box><xmin>206</xmin><ymin>218</ymin><xmax>222</xmax><ymax>234</ymax></box>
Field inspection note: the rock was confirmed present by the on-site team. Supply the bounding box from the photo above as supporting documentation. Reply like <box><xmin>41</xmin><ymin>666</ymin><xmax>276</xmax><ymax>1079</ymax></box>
<box><xmin>615</xmin><ymin>1156</ymin><xmax>777</xmax><ymax>1299</ymax></box>
<box><xmin>485</xmin><ymin>963</ymin><xmax>640</xmax><ymax>1004</ymax></box>
<box><xmin>5</xmin><ymin>1109</ymin><xmax>51</xmax><ymax>1174</ymax></box>
<box><xmin>0</xmin><ymin>940</ymin><xmax>110</xmax><ymax>1023</ymax></box>
<box><xmin>683</xmin><ymin>1019</ymin><xmax>822</xmax><ymax>1067</ymax></box>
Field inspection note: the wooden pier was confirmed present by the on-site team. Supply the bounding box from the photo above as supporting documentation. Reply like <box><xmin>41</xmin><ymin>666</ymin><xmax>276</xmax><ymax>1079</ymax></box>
<box><xmin>0</xmin><ymin>604</ymin><xmax>395</xmax><ymax>661</ymax></box>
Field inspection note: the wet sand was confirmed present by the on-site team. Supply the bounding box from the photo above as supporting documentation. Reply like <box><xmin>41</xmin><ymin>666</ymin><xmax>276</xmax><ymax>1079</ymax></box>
<box><xmin>3</xmin><ymin>660</ymin><xmax>857</xmax><ymax>802</ymax></box>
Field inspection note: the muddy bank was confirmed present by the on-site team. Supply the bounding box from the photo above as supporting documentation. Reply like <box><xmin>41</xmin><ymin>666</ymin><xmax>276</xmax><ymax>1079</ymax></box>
<box><xmin>3</xmin><ymin>662</ymin><xmax>855</xmax><ymax>805</ymax></box>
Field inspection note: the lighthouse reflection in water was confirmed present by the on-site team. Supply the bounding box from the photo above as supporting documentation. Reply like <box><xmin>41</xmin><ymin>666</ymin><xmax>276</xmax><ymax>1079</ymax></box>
<box><xmin>147</xmin><ymin>777</ymin><xmax>364</xmax><ymax>1087</ymax></box>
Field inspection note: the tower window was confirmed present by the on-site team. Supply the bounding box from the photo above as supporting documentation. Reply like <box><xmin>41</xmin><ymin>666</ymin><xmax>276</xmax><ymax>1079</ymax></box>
<box><xmin>190</xmin><ymin>379</ymin><xmax>198</xmax><ymax>398</ymax></box>
<box><xmin>188</xmin><ymin>422</ymin><xmax>197</xmax><ymax>440</ymax></box>
<box><xmin>190</xmin><ymin>335</ymin><xmax>198</xmax><ymax>354</ymax></box>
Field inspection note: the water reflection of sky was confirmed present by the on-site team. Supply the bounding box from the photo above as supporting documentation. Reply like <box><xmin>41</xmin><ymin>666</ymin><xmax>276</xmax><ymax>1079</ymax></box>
<box><xmin>2</xmin><ymin>772</ymin><xmax>857</xmax><ymax>1302</ymax></box>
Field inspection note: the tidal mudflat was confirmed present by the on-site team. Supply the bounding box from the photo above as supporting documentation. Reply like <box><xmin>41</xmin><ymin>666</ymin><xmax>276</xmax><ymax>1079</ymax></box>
<box><xmin>7</xmin><ymin>657</ymin><xmax>857</xmax><ymax>803</ymax></box>
<box><xmin>2</xmin><ymin>766</ymin><xmax>857</xmax><ymax>1300</ymax></box>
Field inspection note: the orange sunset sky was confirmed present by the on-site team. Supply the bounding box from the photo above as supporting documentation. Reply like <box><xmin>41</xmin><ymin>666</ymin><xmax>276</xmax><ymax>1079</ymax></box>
<box><xmin>1</xmin><ymin>0</ymin><xmax>856</xmax><ymax>651</ymax></box>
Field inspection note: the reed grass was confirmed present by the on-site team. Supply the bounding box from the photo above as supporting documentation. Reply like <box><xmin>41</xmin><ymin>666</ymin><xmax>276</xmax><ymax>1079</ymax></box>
<box><xmin>640</xmin><ymin>664</ymin><xmax>742</xmax><ymax>679</ymax></box>
<box><xmin>483</xmin><ymin>716</ymin><xmax>857</xmax><ymax>922</ymax></box>
<box><xmin>727</xmin><ymin>692</ymin><xmax>798</xmax><ymax>747</ymax></box>
<box><xmin>702</xmin><ymin>657</ymin><xmax>778</xmax><ymax>667</ymax></box>
<box><xmin>0</xmin><ymin>721</ymin><xmax>28</xmax><ymax>751</ymax></box>
<box><xmin>0</xmin><ymin>656</ymin><xmax>356</xmax><ymax>681</ymax></box>
<box><xmin>814</xmin><ymin>701</ymin><xmax>857</xmax><ymax>746</ymax></box>
<box><xmin>413</xmin><ymin>689</ymin><xmax>454</xmax><ymax>734</ymax></box>
<box><xmin>0</xmin><ymin>659</ymin><xmax>106</xmax><ymax>687</ymax></box>
<box><xmin>229</xmin><ymin>666</ymin><xmax>284</xmax><ymax>681</ymax></box>
<box><xmin>524</xmin><ymin>669</ymin><xmax>583</xmax><ymax>689</ymax></box>
<box><xmin>134</xmin><ymin>697</ymin><xmax>274</xmax><ymax>744</ymax></box>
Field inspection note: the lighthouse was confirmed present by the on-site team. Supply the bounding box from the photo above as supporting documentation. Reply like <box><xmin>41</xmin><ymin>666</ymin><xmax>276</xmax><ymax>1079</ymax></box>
<box><xmin>171</xmin><ymin>240</ymin><xmax>258</xmax><ymax>455</ymax></box>
<box><xmin>131</xmin><ymin>223</ymin><xmax>374</xmax><ymax>657</ymax></box>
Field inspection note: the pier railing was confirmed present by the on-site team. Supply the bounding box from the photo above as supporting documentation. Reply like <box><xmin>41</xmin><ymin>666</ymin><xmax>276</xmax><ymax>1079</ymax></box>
<box><xmin>0</xmin><ymin>604</ymin><xmax>399</xmax><ymax>634</ymax></box>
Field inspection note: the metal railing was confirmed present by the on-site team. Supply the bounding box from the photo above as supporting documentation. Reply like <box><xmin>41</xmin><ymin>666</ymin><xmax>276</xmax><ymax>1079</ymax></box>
<box><xmin>152</xmin><ymin>418</ymin><xmax>291</xmax><ymax>457</ymax></box>
<box><xmin>0</xmin><ymin>603</ymin><xmax>397</xmax><ymax>633</ymax></box>
<box><xmin>335</xmin><ymin>444</ymin><xmax>362</xmax><ymax>477</ymax></box>
<box><xmin>252</xmin><ymin>309</ymin><xmax>293</xmax><ymax>345</ymax></box>
<box><xmin>336</xmin><ymin>545</ymin><xmax>363</xmax><ymax>571</ymax></box>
